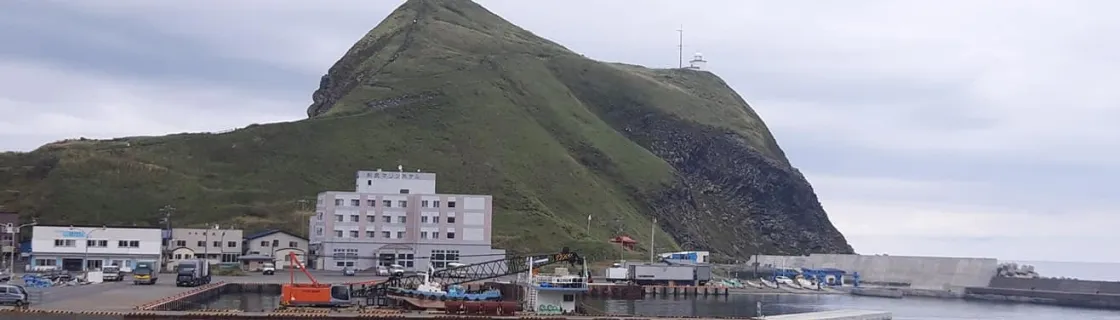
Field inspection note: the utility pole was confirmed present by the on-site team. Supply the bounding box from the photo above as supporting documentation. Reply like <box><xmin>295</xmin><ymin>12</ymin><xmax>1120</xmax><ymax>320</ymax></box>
<box><xmin>649</xmin><ymin>217</ymin><xmax>656</xmax><ymax>263</ymax></box>
<box><xmin>159</xmin><ymin>205</ymin><xmax>174</xmax><ymax>270</ymax></box>
<box><xmin>677</xmin><ymin>26</ymin><xmax>684</xmax><ymax>68</ymax></box>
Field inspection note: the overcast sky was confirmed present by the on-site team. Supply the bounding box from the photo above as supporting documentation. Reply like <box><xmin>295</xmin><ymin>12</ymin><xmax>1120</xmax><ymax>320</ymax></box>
<box><xmin>2</xmin><ymin>0</ymin><xmax>1117</xmax><ymax>265</ymax></box>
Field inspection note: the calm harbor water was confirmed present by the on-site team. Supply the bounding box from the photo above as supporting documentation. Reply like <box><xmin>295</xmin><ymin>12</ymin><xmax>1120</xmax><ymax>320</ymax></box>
<box><xmin>195</xmin><ymin>289</ymin><xmax>1120</xmax><ymax>319</ymax></box>
<box><xmin>584</xmin><ymin>295</ymin><xmax>1120</xmax><ymax>320</ymax></box>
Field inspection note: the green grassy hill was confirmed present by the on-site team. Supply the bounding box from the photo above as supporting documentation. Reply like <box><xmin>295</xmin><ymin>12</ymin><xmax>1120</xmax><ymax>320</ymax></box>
<box><xmin>0</xmin><ymin>0</ymin><xmax>852</xmax><ymax>260</ymax></box>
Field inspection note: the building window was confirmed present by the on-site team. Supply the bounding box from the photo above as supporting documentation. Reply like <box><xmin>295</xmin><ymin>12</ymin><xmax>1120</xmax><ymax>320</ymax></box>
<box><xmin>53</xmin><ymin>239</ymin><xmax>76</xmax><ymax>247</ymax></box>
<box><xmin>432</xmin><ymin>232</ymin><xmax>439</xmax><ymax>239</ymax></box>
<box><xmin>175</xmin><ymin>240</ymin><xmax>186</xmax><ymax>247</ymax></box>
<box><xmin>350</xmin><ymin>215</ymin><xmax>360</xmax><ymax>222</ymax></box>
<box><xmin>174</xmin><ymin>254</ymin><xmax>182</xmax><ymax>260</ymax></box>
<box><xmin>398</xmin><ymin>216</ymin><xmax>406</xmax><ymax>223</ymax></box>
<box><xmin>336</xmin><ymin>215</ymin><xmax>343</xmax><ymax>222</ymax></box>
<box><xmin>35</xmin><ymin>259</ymin><xmax>57</xmax><ymax>266</ymax></box>
<box><xmin>383</xmin><ymin>200</ymin><xmax>392</xmax><ymax>208</ymax></box>
<box><xmin>260</xmin><ymin>240</ymin><xmax>269</xmax><ymax>247</ymax></box>
<box><xmin>349</xmin><ymin>231</ymin><xmax>359</xmax><ymax>238</ymax></box>
<box><xmin>221</xmin><ymin>253</ymin><xmax>240</xmax><ymax>263</ymax></box>
<box><xmin>367</xmin><ymin>180</ymin><xmax>372</xmax><ymax>186</ymax></box>
<box><xmin>350</xmin><ymin>199</ymin><xmax>360</xmax><ymax>206</ymax></box>
<box><xmin>397</xmin><ymin>253</ymin><xmax>415</xmax><ymax>268</ymax></box>
<box><xmin>383</xmin><ymin>216</ymin><xmax>391</xmax><ymax>223</ymax></box>
<box><xmin>227</xmin><ymin>241</ymin><xmax>237</xmax><ymax>248</ymax></box>
<box><xmin>448</xmin><ymin>201</ymin><xmax>457</xmax><ymax>208</ymax></box>
<box><xmin>367</xmin><ymin>200</ymin><xmax>376</xmax><ymax>207</ymax></box>
<box><xmin>563</xmin><ymin>294</ymin><xmax>575</xmax><ymax>302</ymax></box>
<box><xmin>273</xmin><ymin>240</ymin><xmax>279</xmax><ymax>247</ymax></box>
<box><xmin>213</xmin><ymin>241</ymin><xmax>221</xmax><ymax>247</ymax></box>
<box><xmin>316</xmin><ymin>228</ymin><xmax>323</xmax><ymax>236</ymax></box>
<box><xmin>447</xmin><ymin>232</ymin><xmax>456</xmax><ymax>239</ymax></box>
<box><xmin>433</xmin><ymin>201</ymin><xmax>440</xmax><ymax>208</ymax></box>
<box><xmin>433</xmin><ymin>216</ymin><xmax>440</xmax><ymax>223</ymax></box>
<box><xmin>382</xmin><ymin>231</ymin><xmax>391</xmax><ymax>238</ymax></box>
<box><xmin>422</xmin><ymin>200</ymin><xmax>429</xmax><ymax>208</ymax></box>
<box><xmin>430</xmin><ymin>249</ymin><xmax>460</xmax><ymax>268</ymax></box>
<box><xmin>421</xmin><ymin>232</ymin><xmax>428</xmax><ymax>239</ymax></box>
<box><xmin>421</xmin><ymin>216</ymin><xmax>429</xmax><ymax>223</ymax></box>
<box><xmin>334</xmin><ymin>199</ymin><xmax>343</xmax><ymax>206</ymax></box>
<box><xmin>448</xmin><ymin>217</ymin><xmax>456</xmax><ymax>223</ymax></box>
<box><xmin>117</xmin><ymin>240</ymin><xmax>140</xmax><ymax>248</ymax></box>
<box><xmin>367</xmin><ymin>215</ymin><xmax>376</xmax><ymax>222</ymax></box>
<box><xmin>366</xmin><ymin>231</ymin><xmax>376</xmax><ymax>238</ymax></box>
<box><xmin>197</xmin><ymin>241</ymin><xmax>206</xmax><ymax>247</ymax></box>
<box><xmin>399</xmin><ymin>200</ymin><xmax>407</xmax><ymax>208</ymax></box>
<box><xmin>87</xmin><ymin>240</ymin><xmax>108</xmax><ymax>247</ymax></box>
<box><xmin>335</xmin><ymin>230</ymin><xmax>343</xmax><ymax>237</ymax></box>
<box><xmin>337</xmin><ymin>261</ymin><xmax>356</xmax><ymax>267</ymax></box>
<box><xmin>399</xmin><ymin>189</ymin><xmax>409</xmax><ymax>194</ymax></box>
<box><xmin>397</xmin><ymin>231</ymin><xmax>405</xmax><ymax>239</ymax></box>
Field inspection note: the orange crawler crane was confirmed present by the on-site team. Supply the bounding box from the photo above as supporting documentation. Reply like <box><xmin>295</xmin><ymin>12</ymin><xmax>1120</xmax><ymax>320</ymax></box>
<box><xmin>280</xmin><ymin>251</ymin><xmax>355</xmax><ymax>307</ymax></box>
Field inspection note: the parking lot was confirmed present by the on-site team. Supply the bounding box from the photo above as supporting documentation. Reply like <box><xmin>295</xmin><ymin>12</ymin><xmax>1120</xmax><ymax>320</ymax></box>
<box><xmin>0</xmin><ymin>270</ymin><xmax>393</xmax><ymax>311</ymax></box>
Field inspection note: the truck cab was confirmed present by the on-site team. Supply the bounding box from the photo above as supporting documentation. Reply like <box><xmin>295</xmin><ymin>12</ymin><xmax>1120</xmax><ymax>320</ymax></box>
<box><xmin>176</xmin><ymin>259</ymin><xmax>212</xmax><ymax>287</ymax></box>
<box><xmin>262</xmin><ymin>263</ymin><xmax>276</xmax><ymax>275</ymax></box>
<box><xmin>102</xmin><ymin>265</ymin><xmax>122</xmax><ymax>282</ymax></box>
<box><xmin>132</xmin><ymin>261</ymin><xmax>158</xmax><ymax>285</ymax></box>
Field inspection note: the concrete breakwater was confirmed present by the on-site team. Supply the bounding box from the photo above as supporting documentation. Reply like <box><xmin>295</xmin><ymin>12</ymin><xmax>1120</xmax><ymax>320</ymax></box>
<box><xmin>964</xmin><ymin>287</ymin><xmax>1120</xmax><ymax>310</ymax></box>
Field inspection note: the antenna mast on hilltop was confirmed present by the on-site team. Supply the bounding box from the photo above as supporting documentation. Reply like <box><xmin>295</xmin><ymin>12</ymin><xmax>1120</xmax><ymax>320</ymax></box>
<box><xmin>677</xmin><ymin>26</ymin><xmax>684</xmax><ymax>68</ymax></box>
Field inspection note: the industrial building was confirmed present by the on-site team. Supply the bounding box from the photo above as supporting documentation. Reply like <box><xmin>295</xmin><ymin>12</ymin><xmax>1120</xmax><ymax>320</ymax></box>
<box><xmin>309</xmin><ymin>168</ymin><xmax>505</xmax><ymax>271</ymax></box>
<box><xmin>164</xmin><ymin>227</ymin><xmax>243</xmax><ymax>269</ymax></box>
<box><xmin>243</xmin><ymin>229</ymin><xmax>308</xmax><ymax>269</ymax></box>
<box><xmin>29</xmin><ymin>225</ymin><xmax>162</xmax><ymax>271</ymax></box>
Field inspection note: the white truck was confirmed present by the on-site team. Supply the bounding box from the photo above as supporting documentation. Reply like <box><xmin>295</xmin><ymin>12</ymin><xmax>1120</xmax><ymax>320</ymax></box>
<box><xmin>262</xmin><ymin>263</ymin><xmax>276</xmax><ymax>275</ymax></box>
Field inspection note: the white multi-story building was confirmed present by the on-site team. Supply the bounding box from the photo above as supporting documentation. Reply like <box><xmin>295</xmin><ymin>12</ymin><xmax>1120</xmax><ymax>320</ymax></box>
<box><xmin>309</xmin><ymin>169</ymin><xmax>505</xmax><ymax>271</ymax></box>
<box><xmin>29</xmin><ymin>225</ymin><xmax>162</xmax><ymax>271</ymax></box>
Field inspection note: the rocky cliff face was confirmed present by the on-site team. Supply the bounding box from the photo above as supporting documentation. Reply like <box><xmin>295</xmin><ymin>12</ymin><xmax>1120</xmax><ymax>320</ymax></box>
<box><xmin>0</xmin><ymin>0</ymin><xmax>852</xmax><ymax>258</ymax></box>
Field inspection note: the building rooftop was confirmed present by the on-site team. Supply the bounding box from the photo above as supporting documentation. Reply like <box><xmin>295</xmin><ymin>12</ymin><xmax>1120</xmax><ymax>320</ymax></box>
<box><xmin>244</xmin><ymin>229</ymin><xmax>305</xmax><ymax>241</ymax></box>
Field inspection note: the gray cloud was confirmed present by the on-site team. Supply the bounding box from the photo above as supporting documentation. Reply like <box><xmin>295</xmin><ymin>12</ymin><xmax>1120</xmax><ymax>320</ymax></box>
<box><xmin>1</xmin><ymin>0</ymin><xmax>1117</xmax><ymax>262</ymax></box>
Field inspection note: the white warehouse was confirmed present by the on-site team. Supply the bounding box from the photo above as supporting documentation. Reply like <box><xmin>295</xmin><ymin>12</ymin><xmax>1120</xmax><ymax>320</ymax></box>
<box><xmin>29</xmin><ymin>226</ymin><xmax>162</xmax><ymax>271</ymax></box>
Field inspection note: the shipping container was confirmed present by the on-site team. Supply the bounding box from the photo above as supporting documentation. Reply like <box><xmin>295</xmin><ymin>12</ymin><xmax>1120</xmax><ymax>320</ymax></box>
<box><xmin>629</xmin><ymin>264</ymin><xmax>696</xmax><ymax>285</ymax></box>
<box><xmin>605</xmin><ymin>267</ymin><xmax>629</xmax><ymax>282</ymax></box>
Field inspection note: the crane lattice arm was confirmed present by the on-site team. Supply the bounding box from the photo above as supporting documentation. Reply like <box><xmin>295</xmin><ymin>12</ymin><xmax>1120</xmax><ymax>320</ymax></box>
<box><xmin>352</xmin><ymin>247</ymin><xmax>583</xmax><ymax>301</ymax></box>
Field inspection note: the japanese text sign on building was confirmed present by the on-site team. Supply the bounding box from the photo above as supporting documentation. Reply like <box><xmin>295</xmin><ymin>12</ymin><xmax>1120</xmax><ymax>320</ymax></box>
<box><xmin>372</xmin><ymin>172</ymin><xmax>422</xmax><ymax>180</ymax></box>
<box><xmin>60</xmin><ymin>230</ymin><xmax>86</xmax><ymax>238</ymax></box>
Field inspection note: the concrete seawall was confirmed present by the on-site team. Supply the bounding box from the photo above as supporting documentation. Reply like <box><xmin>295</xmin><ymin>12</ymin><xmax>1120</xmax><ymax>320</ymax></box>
<box><xmin>965</xmin><ymin>287</ymin><xmax>1120</xmax><ymax>310</ymax></box>
<box><xmin>750</xmin><ymin>254</ymin><xmax>998</xmax><ymax>290</ymax></box>
<box><xmin>988</xmin><ymin>277</ymin><xmax>1120</xmax><ymax>294</ymax></box>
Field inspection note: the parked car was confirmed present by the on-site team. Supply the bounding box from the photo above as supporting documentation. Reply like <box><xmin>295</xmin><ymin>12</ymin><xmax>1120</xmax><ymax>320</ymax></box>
<box><xmin>262</xmin><ymin>263</ymin><xmax>276</xmax><ymax>275</ymax></box>
<box><xmin>0</xmin><ymin>283</ymin><xmax>30</xmax><ymax>307</ymax></box>
<box><xmin>0</xmin><ymin>272</ymin><xmax>11</xmax><ymax>283</ymax></box>
<box><xmin>342</xmin><ymin>267</ymin><xmax>356</xmax><ymax>276</ymax></box>
<box><xmin>389</xmin><ymin>264</ymin><xmax>405</xmax><ymax>277</ymax></box>
<box><xmin>376</xmin><ymin>266</ymin><xmax>389</xmax><ymax>276</ymax></box>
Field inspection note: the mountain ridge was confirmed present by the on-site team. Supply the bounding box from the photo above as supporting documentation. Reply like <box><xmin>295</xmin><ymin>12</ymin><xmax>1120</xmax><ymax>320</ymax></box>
<box><xmin>0</xmin><ymin>0</ymin><xmax>853</xmax><ymax>259</ymax></box>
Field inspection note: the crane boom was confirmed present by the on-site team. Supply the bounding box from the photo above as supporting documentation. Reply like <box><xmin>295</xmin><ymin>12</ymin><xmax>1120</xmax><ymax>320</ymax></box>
<box><xmin>288</xmin><ymin>251</ymin><xmax>319</xmax><ymax>285</ymax></box>
<box><xmin>352</xmin><ymin>247</ymin><xmax>584</xmax><ymax>306</ymax></box>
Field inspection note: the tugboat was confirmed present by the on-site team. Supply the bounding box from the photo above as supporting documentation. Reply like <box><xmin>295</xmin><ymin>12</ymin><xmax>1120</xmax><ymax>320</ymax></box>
<box><xmin>526</xmin><ymin>262</ymin><xmax>590</xmax><ymax>315</ymax></box>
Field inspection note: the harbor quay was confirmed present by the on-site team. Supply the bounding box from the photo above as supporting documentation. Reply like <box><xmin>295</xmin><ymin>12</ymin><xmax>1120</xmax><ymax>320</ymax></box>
<box><xmin>0</xmin><ymin>273</ymin><xmax>894</xmax><ymax>320</ymax></box>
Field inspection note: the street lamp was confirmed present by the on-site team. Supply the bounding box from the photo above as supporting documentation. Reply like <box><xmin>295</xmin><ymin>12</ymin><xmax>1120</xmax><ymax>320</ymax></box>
<box><xmin>3</xmin><ymin>218</ymin><xmax>37</xmax><ymax>274</ymax></box>
<box><xmin>71</xmin><ymin>225</ymin><xmax>106</xmax><ymax>272</ymax></box>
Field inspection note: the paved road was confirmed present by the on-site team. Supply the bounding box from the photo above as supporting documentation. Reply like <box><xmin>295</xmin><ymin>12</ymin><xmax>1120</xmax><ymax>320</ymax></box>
<box><xmin>2</xmin><ymin>269</ymin><xmax>515</xmax><ymax>311</ymax></box>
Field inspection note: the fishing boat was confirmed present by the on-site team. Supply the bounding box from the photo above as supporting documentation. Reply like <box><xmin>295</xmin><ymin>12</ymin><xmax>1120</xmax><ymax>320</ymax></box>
<box><xmin>396</xmin><ymin>266</ymin><xmax>502</xmax><ymax>301</ymax></box>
